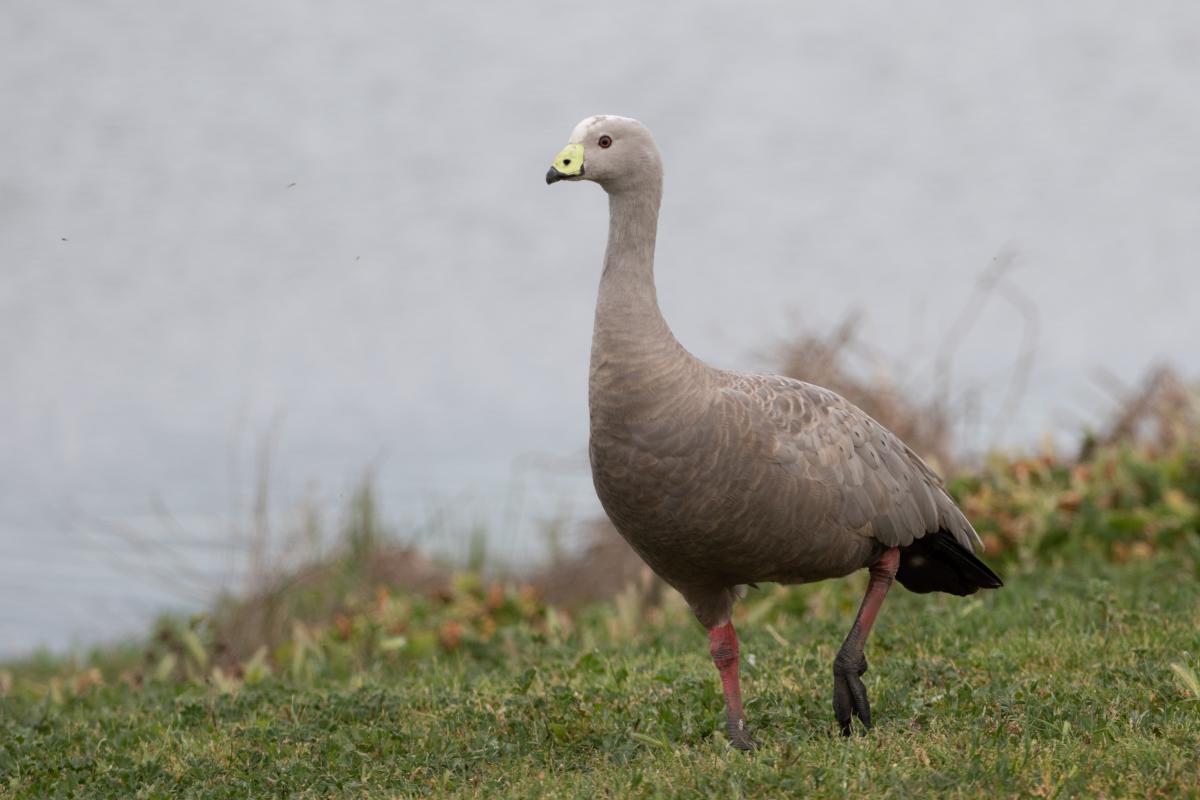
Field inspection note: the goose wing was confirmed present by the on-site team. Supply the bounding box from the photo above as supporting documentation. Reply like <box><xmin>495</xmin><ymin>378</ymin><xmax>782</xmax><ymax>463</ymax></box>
<box><xmin>721</xmin><ymin>373</ymin><xmax>981</xmax><ymax>551</ymax></box>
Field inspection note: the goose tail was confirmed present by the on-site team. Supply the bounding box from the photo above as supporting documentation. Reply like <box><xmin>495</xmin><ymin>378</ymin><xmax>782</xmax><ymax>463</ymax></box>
<box><xmin>895</xmin><ymin>529</ymin><xmax>1003</xmax><ymax>596</ymax></box>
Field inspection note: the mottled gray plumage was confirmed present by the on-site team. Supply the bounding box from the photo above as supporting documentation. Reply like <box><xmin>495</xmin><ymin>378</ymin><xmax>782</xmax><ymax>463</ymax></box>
<box><xmin>548</xmin><ymin>115</ymin><xmax>1000</xmax><ymax>744</ymax></box>
<box><xmin>595</xmin><ymin>368</ymin><xmax>983</xmax><ymax>626</ymax></box>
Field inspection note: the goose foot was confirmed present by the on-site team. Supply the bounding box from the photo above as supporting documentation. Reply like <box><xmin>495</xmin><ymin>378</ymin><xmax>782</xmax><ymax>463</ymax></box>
<box><xmin>726</xmin><ymin>715</ymin><xmax>758</xmax><ymax>751</ymax></box>
<box><xmin>832</xmin><ymin>650</ymin><xmax>871</xmax><ymax>736</ymax></box>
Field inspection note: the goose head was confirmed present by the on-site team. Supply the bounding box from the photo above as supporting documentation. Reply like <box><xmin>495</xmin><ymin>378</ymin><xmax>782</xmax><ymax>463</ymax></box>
<box><xmin>546</xmin><ymin>115</ymin><xmax>662</xmax><ymax>193</ymax></box>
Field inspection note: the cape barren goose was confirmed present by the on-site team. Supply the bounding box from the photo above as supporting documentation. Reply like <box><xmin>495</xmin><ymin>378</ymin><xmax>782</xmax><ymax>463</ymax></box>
<box><xmin>546</xmin><ymin>116</ymin><xmax>1002</xmax><ymax>749</ymax></box>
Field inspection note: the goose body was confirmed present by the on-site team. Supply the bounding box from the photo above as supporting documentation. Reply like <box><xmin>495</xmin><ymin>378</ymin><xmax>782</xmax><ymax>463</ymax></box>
<box><xmin>592</xmin><ymin>369</ymin><xmax>978</xmax><ymax>623</ymax></box>
<box><xmin>548</xmin><ymin>115</ymin><xmax>1001</xmax><ymax>748</ymax></box>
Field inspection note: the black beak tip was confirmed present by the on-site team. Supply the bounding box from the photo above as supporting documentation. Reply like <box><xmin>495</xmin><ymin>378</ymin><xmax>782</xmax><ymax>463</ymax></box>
<box><xmin>546</xmin><ymin>167</ymin><xmax>564</xmax><ymax>185</ymax></box>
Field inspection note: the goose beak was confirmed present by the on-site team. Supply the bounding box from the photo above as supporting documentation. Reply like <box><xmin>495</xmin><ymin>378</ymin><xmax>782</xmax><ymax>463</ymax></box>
<box><xmin>546</xmin><ymin>143</ymin><xmax>584</xmax><ymax>185</ymax></box>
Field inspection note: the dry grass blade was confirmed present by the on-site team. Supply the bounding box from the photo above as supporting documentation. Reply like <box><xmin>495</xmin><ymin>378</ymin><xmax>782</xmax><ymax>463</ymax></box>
<box><xmin>1089</xmin><ymin>365</ymin><xmax>1200</xmax><ymax>454</ymax></box>
<box><xmin>1169</xmin><ymin>662</ymin><xmax>1200</xmax><ymax>699</ymax></box>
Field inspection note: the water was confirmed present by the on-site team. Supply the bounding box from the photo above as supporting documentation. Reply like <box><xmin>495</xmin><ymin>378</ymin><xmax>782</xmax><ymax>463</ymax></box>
<box><xmin>3</xmin><ymin>0</ymin><xmax>1199</xmax><ymax>659</ymax></box>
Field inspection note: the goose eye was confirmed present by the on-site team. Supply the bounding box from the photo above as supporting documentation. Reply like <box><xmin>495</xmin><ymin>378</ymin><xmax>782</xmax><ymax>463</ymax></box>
<box><xmin>598</xmin><ymin>135</ymin><xmax>613</xmax><ymax>149</ymax></box>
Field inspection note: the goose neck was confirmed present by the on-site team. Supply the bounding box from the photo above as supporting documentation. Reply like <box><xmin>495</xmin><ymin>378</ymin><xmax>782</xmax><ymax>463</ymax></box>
<box><xmin>589</xmin><ymin>178</ymin><xmax>709</xmax><ymax>420</ymax></box>
<box><xmin>596</xmin><ymin>181</ymin><xmax>666</xmax><ymax>333</ymax></box>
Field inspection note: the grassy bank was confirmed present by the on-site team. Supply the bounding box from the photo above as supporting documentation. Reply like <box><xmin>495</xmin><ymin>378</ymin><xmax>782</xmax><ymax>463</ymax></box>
<box><xmin>3</xmin><ymin>428</ymin><xmax>1200</xmax><ymax>798</ymax></box>
<box><xmin>3</xmin><ymin>555</ymin><xmax>1198</xmax><ymax>798</ymax></box>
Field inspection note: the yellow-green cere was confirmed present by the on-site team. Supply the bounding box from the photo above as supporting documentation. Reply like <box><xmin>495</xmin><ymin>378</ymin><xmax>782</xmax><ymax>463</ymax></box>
<box><xmin>551</xmin><ymin>143</ymin><xmax>584</xmax><ymax>176</ymax></box>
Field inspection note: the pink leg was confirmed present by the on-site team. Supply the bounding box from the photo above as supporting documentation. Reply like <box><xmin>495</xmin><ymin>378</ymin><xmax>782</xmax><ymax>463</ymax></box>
<box><xmin>708</xmin><ymin>621</ymin><xmax>756</xmax><ymax>750</ymax></box>
<box><xmin>833</xmin><ymin>547</ymin><xmax>900</xmax><ymax>735</ymax></box>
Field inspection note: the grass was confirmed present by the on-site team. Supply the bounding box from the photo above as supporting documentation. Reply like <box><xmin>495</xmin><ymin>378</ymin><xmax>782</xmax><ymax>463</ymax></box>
<box><xmin>3</xmin><ymin>556</ymin><xmax>1198</xmax><ymax>798</ymax></box>
<box><xmin>3</xmin><ymin>435</ymin><xmax>1198</xmax><ymax>797</ymax></box>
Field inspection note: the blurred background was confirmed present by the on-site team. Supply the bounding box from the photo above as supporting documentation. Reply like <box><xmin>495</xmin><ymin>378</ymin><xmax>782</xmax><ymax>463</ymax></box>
<box><xmin>3</xmin><ymin>0</ymin><xmax>1199</xmax><ymax>659</ymax></box>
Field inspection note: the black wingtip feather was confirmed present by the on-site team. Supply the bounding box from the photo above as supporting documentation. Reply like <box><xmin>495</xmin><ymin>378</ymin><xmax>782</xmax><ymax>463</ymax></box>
<box><xmin>896</xmin><ymin>529</ymin><xmax>1003</xmax><ymax>596</ymax></box>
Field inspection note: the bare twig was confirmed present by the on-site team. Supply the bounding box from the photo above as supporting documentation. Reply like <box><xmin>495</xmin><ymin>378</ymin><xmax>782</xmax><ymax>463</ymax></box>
<box><xmin>987</xmin><ymin>277</ymin><xmax>1039</xmax><ymax>444</ymax></box>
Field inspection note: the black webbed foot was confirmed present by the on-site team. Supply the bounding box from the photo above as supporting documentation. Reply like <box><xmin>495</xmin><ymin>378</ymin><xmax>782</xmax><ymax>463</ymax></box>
<box><xmin>832</xmin><ymin>649</ymin><xmax>871</xmax><ymax>736</ymax></box>
<box><xmin>726</xmin><ymin>716</ymin><xmax>758</xmax><ymax>751</ymax></box>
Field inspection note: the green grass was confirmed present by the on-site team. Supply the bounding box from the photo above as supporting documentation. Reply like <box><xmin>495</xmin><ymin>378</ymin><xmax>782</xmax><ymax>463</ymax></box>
<box><xmin>3</xmin><ymin>557</ymin><xmax>1198</xmax><ymax>798</ymax></box>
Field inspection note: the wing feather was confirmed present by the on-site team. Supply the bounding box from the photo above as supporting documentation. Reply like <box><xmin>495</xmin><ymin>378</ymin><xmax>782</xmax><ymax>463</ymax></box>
<box><xmin>722</xmin><ymin>373</ymin><xmax>980</xmax><ymax>551</ymax></box>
